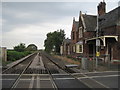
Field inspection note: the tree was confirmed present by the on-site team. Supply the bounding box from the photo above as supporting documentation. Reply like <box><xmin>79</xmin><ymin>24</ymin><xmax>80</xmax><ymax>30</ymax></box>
<box><xmin>26</xmin><ymin>44</ymin><xmax>37</xmax><ymax>51</ymax></box>
<box><xmin>44</xmin><ymin>29</ymin><xmax>65</xmax><ymax>53</ymax></box>
<box><xmin>14</xmin><ymin>43</ymin><xmax>26</xmax><ymax>52</ymax></box>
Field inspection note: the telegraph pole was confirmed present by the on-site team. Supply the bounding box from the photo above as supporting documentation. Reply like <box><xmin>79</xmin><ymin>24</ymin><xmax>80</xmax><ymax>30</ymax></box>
<box><xmin>96</xmin><ymin>15</ymin><xmax>100</xmax><ymax>70</ymax></box>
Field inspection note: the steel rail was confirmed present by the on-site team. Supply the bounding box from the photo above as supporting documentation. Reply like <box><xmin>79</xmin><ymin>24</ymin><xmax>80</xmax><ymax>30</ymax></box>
<box><xmin>42</xmin><ymin>52</ymin><xmax>113</xmax><ymax>89</ymax></box>
<box><xmin>39</xmin><ymin>53</ymin><xmax>58</xmax><ymax>90</ymax></box>
<box><xmin>9</xmin><ymin>53</ymin><xmax>37</xmax><ymax>89</ymax></box>
<box><xmin>2</xmin><ymin>52</ymin><xmax>36</xmax><ymax>74</ymax></box>
<box><xmin>41</xmin><ymin>52</ymin><xmax>91</xmax><ymax>88</ymax></box>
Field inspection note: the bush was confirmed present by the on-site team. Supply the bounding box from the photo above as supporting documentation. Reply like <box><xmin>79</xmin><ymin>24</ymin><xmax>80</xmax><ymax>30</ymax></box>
<box><xmin>7</xmin><ymin>51</ymin><xmax>32</xmax><ymax>61</ymax></box>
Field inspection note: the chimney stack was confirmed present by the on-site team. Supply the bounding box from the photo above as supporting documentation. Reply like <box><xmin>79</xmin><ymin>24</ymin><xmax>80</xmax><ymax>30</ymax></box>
<box><xmin>97</xmin><ymin>0</ymin><xmax>106</xmax><ymax>16</ymax></box>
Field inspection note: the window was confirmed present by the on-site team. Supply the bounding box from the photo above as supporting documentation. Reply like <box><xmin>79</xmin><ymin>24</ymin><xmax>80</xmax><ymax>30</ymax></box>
<box><xmin>79</xmin><ymin>45</ymin><xmax>83</xmax><ymax>53</ymax></box>
<box><xmin>79</xmin><ymin>27</ymin><xmax>83</xmax><ymax>38</ymax></box>
<box><xmin>76</xmin><ymin>44</ymin><xmax>83</xmax><ymax>53</ymax></box>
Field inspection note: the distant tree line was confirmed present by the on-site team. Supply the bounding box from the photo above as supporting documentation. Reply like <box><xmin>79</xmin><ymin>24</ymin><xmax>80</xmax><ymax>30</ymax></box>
<box><xmin>14</xmin><ymin>43</ymin><xmax>37</xmax><ymax>52</ymax></box>
<box><xmin>44</xmin><ymin>29</ymin><xmax>65</xmax><ymax>53</ymax></box>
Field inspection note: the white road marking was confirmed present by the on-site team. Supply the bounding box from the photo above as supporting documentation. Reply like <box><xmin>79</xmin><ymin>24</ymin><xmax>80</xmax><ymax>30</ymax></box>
<box><xmin>2</xmin><ymin>74</ymin><xmax>118</xmax><ymax>81</ymax></box>
<box><xmin>1</xmin><ymin>78</ymin><xmax>51</xmax><ymax>80</ymax></box>
<box><xmin>89</xmin><ymin>74</ymin><xmax>120</xmax><ymax>78</ymax></box>
<box><xmin>72</xmin><ymin>71</ymin><xmax>120</xmax><ymax>75</ymax></box>
<box><xmin>54</xmin><ymin>78</ymin><xmax>75</xmax><ymax>80</ymax></box>
<box><xmin>39</xmin><ymin>78</ymin><xmax>51</xmax><ymax>80</ymax></box>
<box><xmin>78</xmin><ymin>74</ymin><xmax>120</xmax><ymax>79</ymax></box>
<box><xmin>37</xmin><ymin>76</ymin><xmax>40</xmax><ymax>88</ymax></box>
<box><xmin>1</xmin><ymin>79</ymin><xmax>16</xmax><ymax>80</ymax></box>
<box><xmin>77</xmin><ymin>72</ymin><xmax>111</xmax><ymax>88</ymax></box>
<box><xmin>29</xmin><ymin>75</ymin><xmax>35</xmax><ymax>88</ymax></box>
<box><xmin>1</xmin><ymin>74</ymin><xmax>19</xmax><ymax>75</ymax></box>
<box><xmin>52</xmin><ymin>74</ymin><xmax>69</xmax><ymax>75</ymax></box>
<box><xmin>23</xmin><ymin>74</ymin><xmax>49</xmax><ymax>76</ymax></box>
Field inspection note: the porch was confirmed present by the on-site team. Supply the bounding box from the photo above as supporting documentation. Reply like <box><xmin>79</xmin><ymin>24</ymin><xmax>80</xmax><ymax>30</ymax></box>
<box><xmin>85</xmin><ymin>35</ymin><xmax>118</xmax><ymax>62</ymax></box>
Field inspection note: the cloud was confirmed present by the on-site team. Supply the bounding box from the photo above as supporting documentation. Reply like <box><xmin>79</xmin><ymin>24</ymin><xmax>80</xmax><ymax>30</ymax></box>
<box><xmin>2</xmin><ymin>24</ymin><xmax>46</xmax><ymax>49</ymax></box>
<box><xmin>2</xmin><ymin>2</ymin><xmax>119</xmax><ymax>49</ymax></box>
<box><xmin>2</xmin><ymin>17</ymin><xmax>72</xmax><ymax>49</ymax></box>
<box><xmin>2</xmin><ymin>0</ymin><xmax>120</xmax><ymax>2</ymax></box>
<box><xmin>2</xmin><ymin>2</ymin><xmax>98</xmax><ymax>32</ymax></box>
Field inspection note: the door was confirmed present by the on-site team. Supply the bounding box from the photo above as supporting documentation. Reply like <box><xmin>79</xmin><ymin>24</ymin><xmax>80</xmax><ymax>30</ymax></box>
<box><xmin>108</xmin><ymin>44</ymin><xmax>112</xmax><ymax>61</ymax></box>
<box><xmin>89</xmin><ymin>44</ymin><xmax>93</xmax><ymax>57</ymax></box>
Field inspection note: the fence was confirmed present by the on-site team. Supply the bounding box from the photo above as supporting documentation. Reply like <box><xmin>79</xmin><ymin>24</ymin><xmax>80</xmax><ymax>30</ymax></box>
<box><xmin>82</xmin><ymin>54</ymin><xmax>120</xmax><ymax>71</ymax></box>
<box><xmin>68</xmin><ymin>54</ymin><xmax>119</xmax><ymax>72</ymax></box>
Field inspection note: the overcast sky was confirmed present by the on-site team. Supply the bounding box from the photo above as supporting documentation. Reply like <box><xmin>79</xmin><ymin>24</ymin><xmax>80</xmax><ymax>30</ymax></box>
<box><xmin>1</xmin><ymin>0</ymin><xmax>119</xmax><ymax>49</ymax></box>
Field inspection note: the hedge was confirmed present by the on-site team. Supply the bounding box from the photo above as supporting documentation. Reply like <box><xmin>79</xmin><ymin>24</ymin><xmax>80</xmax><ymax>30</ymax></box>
<box><xmin>7</xmin><ymin>51</ymin><xmax>32</xmax><ymax>61</ymax></box>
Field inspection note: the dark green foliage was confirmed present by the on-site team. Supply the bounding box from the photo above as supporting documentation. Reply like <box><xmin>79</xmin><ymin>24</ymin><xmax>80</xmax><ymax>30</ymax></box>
<box><xmin>14</xmin><ymin>43</ymin><xmax>26</xmax><ymax>52</ymax></box>
<box><xmin>7</xmin><ymin>43</ymin><xmax>37</xmax><ymax>61</ymax></box>
<box><xmin>44</xmin><ymin>29</ymin><xmax>65</xmax><ymax>53</ymax></box>
<box><xmin>7</xmin><ymin>51</ymin><xmax>32</xmax><ymax>61</ymax></box>
<box><xmin>7</xmin><ymin>43</ymin><xmax>36</xmax><ymax>61</ymax></box>
<box><xmin>26</xmin><ymin>44</ymin><xmax>38</xmax><ymax>51</ymax></box>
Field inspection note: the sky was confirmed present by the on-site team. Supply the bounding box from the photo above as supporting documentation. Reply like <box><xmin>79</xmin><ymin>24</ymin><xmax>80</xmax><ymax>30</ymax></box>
<box><xmin>1</xmin><ymin>0</ymin><xmax>120</xmax><ymax>49</ymax></box>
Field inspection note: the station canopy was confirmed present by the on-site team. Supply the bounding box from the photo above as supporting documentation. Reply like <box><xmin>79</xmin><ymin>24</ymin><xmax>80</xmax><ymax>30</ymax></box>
<box><xmin>86</xmin><ymin>35</ymin><xmax>118</xmax><ymax>46</ymax></box>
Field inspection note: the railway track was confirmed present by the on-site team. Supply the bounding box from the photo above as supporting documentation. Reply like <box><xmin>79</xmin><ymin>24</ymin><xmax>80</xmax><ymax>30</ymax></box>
<box><xmin>41</xmin><ymin>52</ymin><xmax>76</xmax><ymax>73</ymax></box>
<box><xmin>2</xmin><ymin>52</ymin><xmax>37</xmax><ymax>74</ymax></box>
<box><xmin>41</xmin><ymin>52</ymin><xmax>115</xmax><ymax>89</ymax></box>
<box><xmin>41</xmin><ymin>52</ymin><xmax>89</xmax><ymax>89</ymax></box>
<box><xmin>2</xmin><ymin>52</ymin><xmax>37</xmax><ymax>89</ymax></box>
<box><xmin>40</xmin><ymin>53</ymin><xmax>58</xmax><ymax>89</ymax></box>
<box><xmin>2</xmin><ymin>51</ymin><xmax>118</xmax><ymax>89</ymax></box>
<box><xmin>2</xmin><ymin>51</ymin><xmax>91</xmax><ymax>89</ymax></box>
<box><xmin>2</xmin><ymin>52</ymin><xmax>59</xmax><ymax>89</ymax></box>
<box><xmin>10</xmin><ymin>55</ymin><xmax>35</xmax><ymax>89</ymax></box>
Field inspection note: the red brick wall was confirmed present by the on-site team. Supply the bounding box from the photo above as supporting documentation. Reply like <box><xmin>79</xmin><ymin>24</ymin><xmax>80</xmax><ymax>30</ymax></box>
<box><xmin>84</xmin><ymin>32</ymin><xmax>95</xmax><ymax>39</ymax></box>
<box><xmin>71</xmin><ymin>25</ymin><xmax>77</xmax><ymax>44</ymax></box>
<box><xmin>83</xmin><ymin>43</ymin><xmax>89</xmax><ymax>57</ymax></box>
<box><xmin>112</xmin><ymin>42</ymin><xmax>120</xmax><ymax>60</ymax></box>
<box><xmin>114</xmin><ymin>26</ymin><xmax>120</xmax><ymax>60</ymax></box>
<box><xmin>97</xmin><ymin>2</ymin><xmax>106</xmax><ymax>16</ymax></box>
<box><xmin>102</xmin><ymin>26</ymin><xmax>120</xmax><ymax>60</ymax></box>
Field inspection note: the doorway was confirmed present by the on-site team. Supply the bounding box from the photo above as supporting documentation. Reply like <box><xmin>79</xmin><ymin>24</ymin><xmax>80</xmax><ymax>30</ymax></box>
<box><xmin>89</xmin><ymin>44</ymin><xmax>95</xmax><ymax>57</ymax></box>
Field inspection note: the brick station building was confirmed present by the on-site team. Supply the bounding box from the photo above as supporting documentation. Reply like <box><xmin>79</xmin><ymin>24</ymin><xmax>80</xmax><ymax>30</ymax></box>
<box><xmin>61</xmin><ymin>1</ymin><xmax>120</xmax><ymax>62</ymax></box>
<box><xmin>86</xmin><ymin>1</ymin><xmax>120</xmax><ymax>61</ymax></box>
<box><xmin>60</xmin><ymin>38</ymin><xmax>71</xmax><ymax>55</ymax></box>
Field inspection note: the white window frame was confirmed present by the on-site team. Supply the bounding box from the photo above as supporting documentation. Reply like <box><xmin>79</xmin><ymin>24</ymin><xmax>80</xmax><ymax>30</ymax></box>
<box><xmin>79</xmin><ymin>45</ymin><xmax>83</xmax><ymax>53</ymax></box>
<box><xmin>79</xmin><ymin>27</ymin><xmax>83</xmax><ymax>38</ymax></box>
<box><xmin>76</xmin><ymin>44</ymin><xmax>83</xmax><ymax>53</ymax></box>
